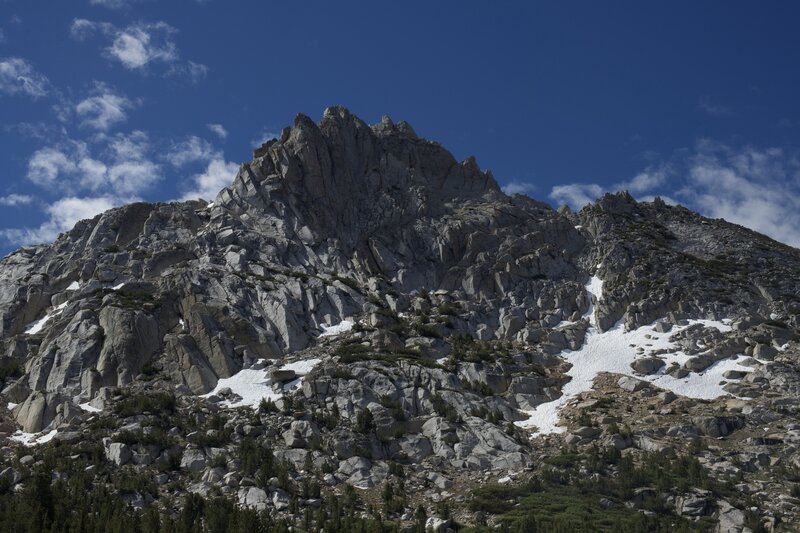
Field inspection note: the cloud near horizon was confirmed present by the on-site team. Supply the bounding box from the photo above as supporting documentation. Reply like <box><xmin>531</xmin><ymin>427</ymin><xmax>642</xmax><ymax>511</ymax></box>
<box><xmin>0</xmin><ymin>196</ymin><xmax>124</xmax><ymax>245</ymax></box>
<box><xmin>547</xmin><ymin>142</ymin><xmax>800</xmax><ymax>248</ymax></box>
<box><xmin>1</xmin><ymin>129</ymin><xmax>163</xmax><ymax>246</ymax></box>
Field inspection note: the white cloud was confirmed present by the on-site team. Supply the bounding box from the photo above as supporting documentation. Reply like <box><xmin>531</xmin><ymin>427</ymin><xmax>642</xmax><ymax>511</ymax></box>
<box><xmin>206</xmin><ymin>123</ymin><xmax>228</xmax><ymax>140</ymax></box>
<box><xmin>549</xmin><ymin>165</ymin><xmax>670</xmax><ymax>210</ymax></box>
<box><xmin>549</xmin><ymin>141</ymin><xmax>800</xmax><ymax>248</ymax></box>
<box><xmin>549</xmin><ymin>183</ymin><xmax>605</xmax><ymax>210</ymax></box>
<box><xmin>179</xmin><ymin>157</ymin><xmax>238</xmax><ymax>201</ymax></box>
<box><xmin>679</xmin><ymin>141</ymin><xmax>800</xmax><ymax>247</ymax></box>
<box><xmin>165</xmin><ymin>135</ymin><xmax>216</xmax><ymax>167</ymax></box>
<box><xmin>165</xmin><ymin>134</ymin><xmax>237</xmax><ymax>200</ymax></box>
<box><xmin>0</xmin><ymin>194</ymin><xmax>33</xmax><ymax>206</ymax></box>
<box><xmin>108</xmin><ymin>22</ymin><xmax>177</xmax><ymax>69</ymax></box>
<box><xmin>3</xmin><ymin>122</ymin><xmax>63</xmax><ymax>141</ymax></box>
<box><xmin>70</xmin><ymin>19</ymin><xmax>112</xmax><ymax>41</ymax></box>
<box><xmin>26</xmin><ymin>131</ymin><xmax>161</xmax><ymax>196</ymax></box>
<box><xmin>0</xmin><ymin>196</ymin><xmax>122</xmax><ymax>245</ymax></box>
<box><xmin>698</xmin><ymin>97</ymin><xmax>731</xmax><ymax>117</ymax></box>
<box><xmin>0</xmin><ymin>57</ymin><xmax>49</xmax><ymax>98</ymax></box>
<box><xmin>27</xmin><ymin>148</ymin><xmax>77</xmax><ymax>188</ymax></box>
<box><xmin>89</xmin><ymin>0</ymin><xmax>141</xmax><ymax>8</ymax></box>
<box><xmin>183</xmin><ymin>60</ymin><xmax>208</xmax><ymax>83</ymax></box>
<box><xmin>70</xmin><ymin>19</ymin><xmax>202</xmax><ymax>78</ymax></box>
<box><xmin>75</xmin><ymin>83</ymin><xmax>135</xmax><ymax>131</ymax></box>
<box><xmin>619</xmin><ymin>167</ymin><xmax>668</xmax><ymax>194</ymax></box>
<box><xmin>251</xmin><ymin>129</ymin><xmax>280</xmax><ymax>148</ymax></box>
<box><xmin>502</xmin><ymin>181</ymin><xmax>536</xmax><ymax>196</ymax></box>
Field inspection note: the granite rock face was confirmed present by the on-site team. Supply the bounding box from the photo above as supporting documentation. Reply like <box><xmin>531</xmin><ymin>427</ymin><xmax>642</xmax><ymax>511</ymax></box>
<box><xmin>2</xmin><ymin>107</ymin><xmax>799</xmax><ymax>434</ymax></box>
<box><xmin>1</xmin><ymin>107</ymin><xmax>799</xmax><ymax>529</ymax></box>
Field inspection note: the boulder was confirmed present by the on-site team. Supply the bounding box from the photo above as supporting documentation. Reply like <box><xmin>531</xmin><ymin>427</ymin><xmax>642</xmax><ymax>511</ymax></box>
<box><xmin>630</xmin><ymin>357</ymin><xmax>665</xmax><ymax>375</ymax></box>
<box><xmin>653</xmin><ymin>321</ymin><xmax>672</xmax><ymax>333</ymax></box>
<box><xmin>103</xmin><ymin>440</ymin><xmax>132</xmax><ymax>466</ymax></box>
<box><xmin>238</xmin><ymin>487</ymin><xmax>269</xmax><ymax>511</ymax></box>
<box><xmin>270</xmin><ymin>369</ymin><xmax>297</xmax><ymax>383</ymax></box>
<box><xmin>676</xmin><ymin>491</ymin><xmax>713</xmax><ymax>516</ymax></box>
<box><xmin>618</xmin><ymin>376</ymin><xmax>649</xmax><ymax>392</ymax></box>
<box><xmin>180</xmin><ymin>448</ymin><xmax>207</xmax><ymax>472</ymax></box>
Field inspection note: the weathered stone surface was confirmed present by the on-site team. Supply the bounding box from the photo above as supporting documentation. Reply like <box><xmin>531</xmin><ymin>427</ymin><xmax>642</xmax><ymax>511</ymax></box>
<box><xmin>103</xmin><ymin>440</ymin><xmax>132</xmax><ymax>466</ymax></box>
<box><xmin>180</xmin><ymin>448</ymin><xmax>207</xmax><ymax>472</ymax></box>
<box><xmin>0</xmin><ymin>107</ymin><xmax>799</xmax><ymax>526</ymax></box>
<box><xmin>630</xmin><ymin>357</ymin><xmax>665</xmax><ymax>375</ymax></box>
<box><xmin>238</xmin><ymin>487</ymin><xmax>269</xmax><ymax>511</ymax></box>
<box><xmin>618</xmin><ymin>376</ymin><xmax>649</xmax><ymax>392</ymax></box>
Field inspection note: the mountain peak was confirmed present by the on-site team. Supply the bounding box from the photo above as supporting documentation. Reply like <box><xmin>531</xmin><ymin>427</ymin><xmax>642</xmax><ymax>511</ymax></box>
<box><xmin>231</xmin><ymin>107</ymin><xmax>501</xmax><ymax>245</ymax></box>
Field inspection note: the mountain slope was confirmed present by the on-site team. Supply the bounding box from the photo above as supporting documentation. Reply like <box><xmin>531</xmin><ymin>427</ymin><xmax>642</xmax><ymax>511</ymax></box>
<box><xmin>0</xmin><ymin>107</ymin><xmax>798</xmax><ymax>531</ymax></box>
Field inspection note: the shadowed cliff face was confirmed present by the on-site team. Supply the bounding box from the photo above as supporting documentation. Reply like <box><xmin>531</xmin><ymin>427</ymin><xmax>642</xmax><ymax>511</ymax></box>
<box><xmin>0</xmin><ymin>107</ymin><xmax>798</xmax><ymax>435</ymax></box>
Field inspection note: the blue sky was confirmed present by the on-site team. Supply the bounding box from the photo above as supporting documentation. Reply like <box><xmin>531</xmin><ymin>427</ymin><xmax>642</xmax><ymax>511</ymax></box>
<box><xmin>1</xmin><ymin>1</ymin><xmax>800</xmax><ymax>257</ymax></box>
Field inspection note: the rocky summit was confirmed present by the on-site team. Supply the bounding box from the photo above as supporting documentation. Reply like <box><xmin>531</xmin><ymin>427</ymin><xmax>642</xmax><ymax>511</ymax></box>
<box><xmin>1</xmin><ymin>107</ymin><xmax>799</xmax><ymax>532</ymax></box>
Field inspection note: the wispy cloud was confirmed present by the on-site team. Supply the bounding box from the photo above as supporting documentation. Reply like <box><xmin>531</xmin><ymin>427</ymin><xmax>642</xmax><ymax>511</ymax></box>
<box><xmin>179</xmin><ymin>158</ymin><xmax>238</xmax><ymax>201</ymax></box>
<box><xmin>0</xmin><ymin>57</ymin><xmax>49</xmax><ymax>98</ymax></box>
<box><xmin>166</xmin><ymin>135</ymin><xmax>238</xmax><ymax>200</ymax></box>
<box><xmin>549</xmin><ymin>142</ymin><xmax>800</xmax><ymax>247</ymax></box>
<box><xmin>549</xmin><ymin>165</ymin><xmax>670</xmax><ymax>210</ymax></box>
<box><xmin>697</xmin><ymin>97</ymin><xmax>731</xmax><ymax>117</ymax></box>
<box><xmin>26</xmin><ymin>131</ymin><xmax>161</xmax><ymax>196</ymax></box>
<box><xmin>0</xmin><ymin>196</ymin><xmax>123</xmax><ymax>245</ymax></box>
<box><xmin>501</xmin><ymin>181</ymin><xmax>536</xmax><ymax>196</ymax></box>
<box><xmin>5</xmin><ymin>128</ymin><xmax>160</xmax><ymax>245</ymax></box>
<box><xmin>251</xmin><ymin>128</ymin><xmax>280</xmax><ymax>149</ymax></box>
<box><xmin>618</xmin><ymin>167</ymin><xmax>669</xmax><ymax>194</ymax></box>
<box><xmin>679</xmin><ymin>141</ymin><xmax>800</xmax><ymax>247</ymax></box>
<box><xmin>206</xmin><ymin>123</ymin><xmax>228</xmax><ymax>140</ymax></box>
<box><xmin>74</xmin><ymin>82</ymin><xmax>136</xmax><ymax>131</ymax></box>
<box><xmin>549</xmin><ymin>183</ymin><xmax>605</xmax><ymax>210</ymax></box>
<box><xmin>70</xmin><ymin>19</ymin><xmax>206</xmax><ymax>80</ymax></box>
<box><xmin>0</xmin><ymin>194</ymin><xmax>33</xmax><ymax>206</ymax></box>
<box><xmin>3</xmin><ymin>122</ymin><xmax>63</xmax><ymax>141</ymax></box>
<box><xmin>164</xmin><ymin>135</ymin><xmax>216</xmax><ymax>167</ymax></box>
<box><xmin>89</xmin><ymin>0</ymin><xmax>143</xmax><ymax>8</ymax></box>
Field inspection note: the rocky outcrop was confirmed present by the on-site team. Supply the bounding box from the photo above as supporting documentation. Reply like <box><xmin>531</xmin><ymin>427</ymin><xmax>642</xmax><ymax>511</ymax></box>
<box><xmin>0</xmin><ymin>106</ymin><xmax>799</xmax><ymax>529</ymax></box>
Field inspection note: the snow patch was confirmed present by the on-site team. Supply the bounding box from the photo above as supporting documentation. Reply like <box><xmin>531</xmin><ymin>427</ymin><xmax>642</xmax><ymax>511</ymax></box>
<box><xmin>202</xmin><ymin>358</ymin><xmax>322</xmax><ymax>409</ymax></box>
<box><xmin>203</xmin><ymin>369</ymin><xmax>282</xmax><ymax>409</ymax></box>
<box><xmin>78</xmin><ymin>402</ymin><xmax>101</xmax><ymax>413</ymax></box>
<box><xmin>516</xmin><ymin>274</ymin><xmax>742</xmax><ymax>436</ymax></box>
<box><xmin>320</xmin><ymin>319</ymin><xmax>354</xmax><ymax>337</ymax></box>
<box><xmin>110</xmin><ymin>282</ymin><xmax>125</xmax><ymax>291</ymax></box>
<box><xmin>280</xmin><ymin>358</ymin><xmax>321</xmax><ymax>376</ymax></box>
<box><xmin>7</xmin><ymin>402</ymin><xmax>18</xmax><ymax>410</ymax></box>
<box><xmin>24</xmin><ymin>301</ymin><xmax>68</xmax><ymax>335</ymax></box>
<box><xmin>11</xmin><ymin>429</ymin><xmax>58</xmax><ymax>446</ymax></box>
<box><xmin>66</xmin><ymin>281</ymin><xmax>80</xmax><ymax>291</ymax></box>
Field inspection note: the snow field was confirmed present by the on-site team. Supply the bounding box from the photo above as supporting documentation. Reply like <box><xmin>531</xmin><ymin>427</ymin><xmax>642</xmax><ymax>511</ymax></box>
<box><xmin>201</xmin><ymin>358</ymin><xmax>322</xmax><ymax>409</ymax></box>
<box><xmin>515</xmin><ymin>274</ymin><xmax>756</xmax><ymax>436</ymax></box>
<box><xmin>24</xmin><ymin>301</ymin><xmax>68</xmax><ymax>335</ymax></box>
<box><xmin>319</xmin><ymin>319</ymin><xmax>354</xmax><ymax>337</ymax></box>
<box><xmin>10</xmin><ymin>429</ymin><xmax>58</xmax><ymax>447</ymax></box>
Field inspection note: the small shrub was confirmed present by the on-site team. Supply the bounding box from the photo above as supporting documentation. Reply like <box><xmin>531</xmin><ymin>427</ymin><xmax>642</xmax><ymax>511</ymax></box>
<box><xmin>355</xmin><ymin>409</ymin><xmax>375</xmax><ymax>433</ymax></box>
<box><xmin>113</xmin><ymin>391</ymin><xmax>176</xmax><ymax>418</ymax></box>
